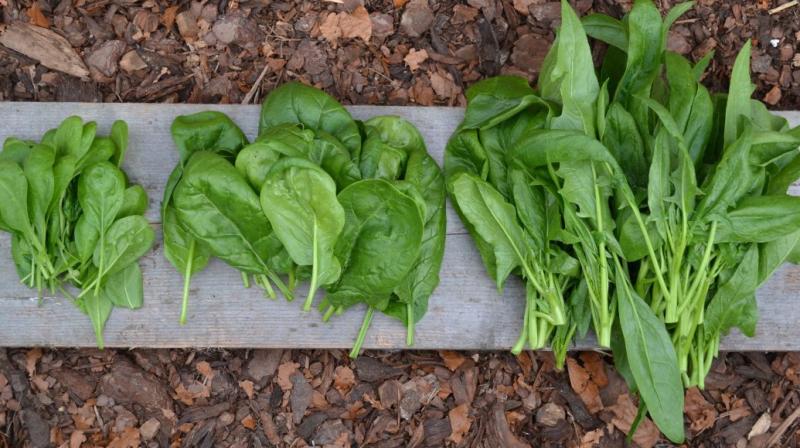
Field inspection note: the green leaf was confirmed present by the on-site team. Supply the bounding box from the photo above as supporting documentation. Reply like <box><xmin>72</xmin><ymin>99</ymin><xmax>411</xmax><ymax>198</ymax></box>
<box><xmin>615</xmin><ymin>0</ymin><xmax>664</xmax><ymax>104</ymax></box>
<box><xmin>704</xmin><ymin>245</ymin><xmax>759</xmax><ymax>338</ymax></box>
<box><xmin>616</xmin><ymin>267</ymin><xmax>685</xmax><ymax>444</ymax></box>
<box><xmin>260</xmin><ymin>157</ymin><xmax>345</xmax><ymax>306</ymax></box>
<box><xmin>715</xmin><ymin>196</ymin><xmax>800</xmax><ymax>243</ymax></box>
<box><xmin>461</xmin><ymin>76</ymin><xmax>547</xmax><ymax>130</ymax></box>
<box><xmin>724</xmin><ymin>40</ymin><xmax>754</xmax><ymax>147</ymax></box>
<box><xmin>23</xmin><ymin>144</ymin><xmax>55</xmax><ymax>241</ymax></box>
<box><xmin>104</xmin><ymin>263</ymin><xmax>143</xmax><ymax>309</ymax></box>
<box><xmin>326</xmin><ymin>179</ymin><xmax>424</xmax><ymax>310</ymax></box>
<box><xmin>448</xmin><ymin>172</ymin><xmax>528</xmax><ymax>290</ymax></box>
<box><xmin>117</xmin><ymin>185</ymin><xmax>149</xmax><ymax>219</ymax></box>
<box><xmin>110</xmin><ymin>120</ymin><xmax>129</xmax><ymax>167</ymax></box>
<box><xmin>259</xmin><ymin>82</ymin><xmax>361</xmax><ymax>160</ymax></box>
<box><xmin>539</xmin><ymin>0</ymin><xmax>599</xmax><ymax>135</ymax></box>
<box><xmin>173</xmin><ymin>151</ymin><xmax>273</xmax><ymax>273</ymax></box>
<box><xmin>171</xmin><ymin>111</ymin><xmax>248</xmax><ymax>163</ymax></box>
<box><xmin>162</xmin><ymin>205</ymin><xmax>211</xmax><ymax>277</ymax></box>
<box><xmin>92</xmin><ymin>215</ymin><xmax>155</xmax><ymax>278</ymax></box>
<box><xmin>758</xmin><ymin>230</ymin><xmax>800</xmax><ymax>285</ymax></box>
<box><xmin>0</xmin><ymin>159</ymin><xmax>34</xmax><ymax>237</ymax></box>
<box><xmin>582</xmin><ymin>14</ymin><xmax>628</xmax><ymax>51</ymax></box>
<box><xmin>602</xmin><ymin>102</ymin><xmax>647</xmax><ymax>187</ymax></box>
<box><xmin>81</xmin><ymin>289</ymin><xmax>113</xmax><ymax>349</ymax></box>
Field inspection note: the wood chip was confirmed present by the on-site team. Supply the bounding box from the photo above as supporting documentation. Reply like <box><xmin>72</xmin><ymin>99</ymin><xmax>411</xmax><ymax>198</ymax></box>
<box><xmin>448</xmin><ymin>403</ymin><xmax>472</xmax><ymax>444</ymax></box>
<box><xmin>0</xmin><ymin>22</ymin><xmax>89</xmax><ymax>78</ymax></box>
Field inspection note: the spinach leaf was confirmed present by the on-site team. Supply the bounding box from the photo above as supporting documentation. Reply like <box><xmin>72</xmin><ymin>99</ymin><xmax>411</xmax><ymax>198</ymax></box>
<box><xmin>260</xmin><ymin>157</ymin><xmax>345</xmax><ymax>310</ymax></box>
<box><xmin>259</xmin><ymin>82</ymin><xmax>362</xmax><ymax>160</ymax></box>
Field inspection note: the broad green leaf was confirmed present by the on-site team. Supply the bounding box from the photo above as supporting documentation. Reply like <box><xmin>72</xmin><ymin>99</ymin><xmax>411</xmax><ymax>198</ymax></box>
<box><xmin>326</xmin><ymin>179</ymin><xmax>424</xmax><ymax>310</ymax></box>
<box><xmin>616</xmin><ymin>268</ymin><xmax>685</xmax><ymax>444</ymax></box>
<box><xmin>461</xmin><ymin>76</ymin><xmax>547</xmax><ymax>130</ymax></box>
<box><xmin>260</xmin><ymin>157</ymin><xmax>345</xmax><ymax>302</ymax></box>
<box><xmin>92</xmin><ymin>215</ymin><xmax>155</xmax><ymax>278</ymax></box>
<box><xmin>443</xmin><ymin>129</ymin><xmax>489</xmax><ymax>182</ymax></box>
<box><xmin>163</xmin><ymin>205</ymin><xmax>211</xmax><ymax>277</ymax></box>
<box><xmin>78</xmin><ymin>162</ymin><xmax>126</xmax><ymax>268</ymax></box>
<box><xmin>171</xmin><ymin>111</ymin><xmax>248</xmax><ymax>163</ymax></box>
<box><xmin>1</xmin><ymin>138</ymin><xmax>33</xmax><ymax>164</ymax></box>
<box><xmin>104</xmin><ymin>263</ymin><xmax>143</xmax><ymax>309</ymax></box>
<box><xmin>715</xmin><ymin>196</ymin><xmax>800</xmax><ymax>243</ymax></box>
<box><xmin>704</xmin><ymin>245</ymin><xmax>759</xmax><ymax>338</ymax></box>
<box><xmin>0</xmin><ymin>160</ymin><xmax>34</xmax><ymax>237</ymax></box>
<box><xmin>758</xmin><ymin>230</ymin><xmax>800</xmax><ymax>285</ymax></box>
<box><xmin>259</xmin><ymin>82</ymin><xmax>361</xmax><ymax>160</ymax></box>
<box><xmin>173</xmin><ymin>151</ymin><xmax>273</xmax><ymax>273</ymax></box>
<box><xmin>117</xmin><ymin>185</ymin><xmax>148</xmax><ymax>219</ymax></box>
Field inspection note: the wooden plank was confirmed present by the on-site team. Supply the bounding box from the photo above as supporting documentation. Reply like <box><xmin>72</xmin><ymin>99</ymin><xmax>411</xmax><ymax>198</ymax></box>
<box><xmin>0</xmin><ymin>103</ymin><xmax>798</xmax><ymax>350</ymax></box>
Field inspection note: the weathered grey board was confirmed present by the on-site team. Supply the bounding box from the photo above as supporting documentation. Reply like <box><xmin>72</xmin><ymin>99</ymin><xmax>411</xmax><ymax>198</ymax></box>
<box><xmin>0</xmin><ymin>103</ymin><xmax>798</xmax><ymax>351</ymax></box>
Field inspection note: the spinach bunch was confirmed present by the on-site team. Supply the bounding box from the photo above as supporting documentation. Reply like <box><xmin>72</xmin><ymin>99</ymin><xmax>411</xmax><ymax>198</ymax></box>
<box><xmin>0</xmin><ymin>116</ymin><xmax>154</xmax><ymax>348</ymax></box>
<box><xmin>165</xmin><ymin>83</ymin><xmax>446</xmax><ymax>356</ymax></box>
<box><xmin>446</xmin><ymin>0</ymin><xmax>800</xmax><ymax>442</ymax></box>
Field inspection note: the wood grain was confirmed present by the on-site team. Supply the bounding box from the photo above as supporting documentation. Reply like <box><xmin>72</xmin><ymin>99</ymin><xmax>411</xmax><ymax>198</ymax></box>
<box><xmin>0</xmin><ymin>103</ymin><xmax>798</xmax><ymax>350</ymax></box>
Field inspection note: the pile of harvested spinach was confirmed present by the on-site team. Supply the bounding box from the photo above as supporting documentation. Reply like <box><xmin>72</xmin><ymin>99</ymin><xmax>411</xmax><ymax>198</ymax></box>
<box><xmin>0</xmin><ymin>117</ymin><xmax>154</xmax><ymax>348</ymax></box>
<box><xmin>164</xmin><ymin>82</ymin><xmax>446</xmax><ymax>356</ymax></box>
<box><xmin>445</xmin><ymin>0</ymin><xmax>800</xmax><ymax>441</ymax></box>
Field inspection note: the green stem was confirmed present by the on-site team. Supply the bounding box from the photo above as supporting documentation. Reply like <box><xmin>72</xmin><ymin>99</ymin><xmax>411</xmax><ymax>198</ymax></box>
<box><xmin>349</xmin><ymin>306</ymin><xmax>375</xmax><ymax>359</ymax></box>
<box><xmin>304</xmin><ymin>223</ymin><xmax>319</xmax><ymax>311</ymax></box>
<box><xmin>266</xmin><ymin>270</ymin><xmax>293</xmax><ymax>301</ymax></box>
<box><xmin>322</xmin><ymin>305</ymin><xmax>336</xmax><ymax>322</ymax></box>
<box><xmin>406</xmin><ymin>302</ymin><xmax>415</xmax><ymax>347</ymax></box>
<box><xmin>94</xmin><ymin>229</ymin><xmax>105</xmax><ymax>296</ymax></box>
<box><xmin>241</xmin><ymin>272</ymin><xmax>250</xmax><ymax>288</ymax></box>
<box><xmin>512</xmin><ymin>294</ymin><xmax>531</xmax><ymax>355</ymax></box>
<box><xmin>259</xmin><ymin>275</ymin><xmax>276</xmax><ymax>299</ymax></box>
<box><xmin>179</xmin><ymin>240</ymin><xmax>195</xmax><ymax>325</ymax></box>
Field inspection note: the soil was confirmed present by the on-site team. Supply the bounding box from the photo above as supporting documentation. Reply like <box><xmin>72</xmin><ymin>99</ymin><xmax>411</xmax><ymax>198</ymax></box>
<box><xmin>2</xmin><ymin>0</ymin><xmax>800</xmax><ymax>447</ymax></box>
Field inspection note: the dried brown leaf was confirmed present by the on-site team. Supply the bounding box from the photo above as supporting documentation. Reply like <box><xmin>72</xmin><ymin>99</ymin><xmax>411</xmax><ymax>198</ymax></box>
<box><xmin>276</xmin><ymin>362</ymin><xmax>300</xmax><ymax>391</ymax></box>
<box><xmin>162</xmin><ymin>5</ymin><xmax>179</xmax><ymax>29</ymax></box>
<box><xmin>107</xmin><ymin>427</ymin><xmax>140</xmax><ymax>448</ymax></box>
<box><xmin>566</xmin><ymin>358</ymin><xmax>603</xmax><ymax>413</ymax></box>
<box><xmin>196</xmin><ymin>361</ymin><xmax>215</xmax><ymax>381</ymax></box>
<box><xmin>608</xmin><ymin>393</ymin><xmax>660</xmax><ymax>448</ymax></box>
<box><xmin>579</xmin><ymin>426</ymin><xmax>607</xmax><ymax>447</ymax></box>
<box><xmin>764</xmin><ymin>85</ymin><xmax>782</xmax><ymax>105</ymax></box>
<box><xmin>69</xmin><ymin>430</ymin><xmax>86</xmax><ymax>448</ymax></box>
<box><xmin>334</xmin><ymin>366</ymin><xmax>356</xmax><ymax>396</ymax></box>
<box><xmin>404</xmin><ymin>48</ymin><xmax>428</xmax><ymax>71</ymax></box>
<box><xmin>25</xmin><ymin>347</ymin><xmax>42</xmax><ymax>377</ymax></box>
<box><xmin>241</xmin><ymin>414</ymin><xmax>257</xmax><ymax>430</ymax></box>
<box><xmin>448</xmin><ymin>403</ymin><xmax>472</xmax><ymax>444</ymax></box>
<box><xmin>579</xmin><ymin>352</ymin><xmax>609</xmax><ymax>388</ymax></box>
<box><xmin>27</xmin><ymin>3</ymin><xmax>50</xmax><ymax>28</ymax></box>
<box><xmin>320</xmin><ymin>5</ymin><xmax>372</xmax><ymax>44</ymax></box>
<box><xmin>685</xmin><ymin>387</ymin><xmax>717</xmax><ymax>433</ymax></box>
<box><xmin>239</xmin><ymin>380</ymin><xmax>255</xmax><ymax>400</ymax></box>
<box><xmin>440</xmin><ymin>350</ymin><xmax>466</xmax><ymax>371</ymax></box>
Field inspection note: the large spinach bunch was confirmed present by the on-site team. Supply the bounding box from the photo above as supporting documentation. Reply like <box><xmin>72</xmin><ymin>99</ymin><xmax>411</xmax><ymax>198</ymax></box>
<box><xmin>165</xmin><ymin>83</ymin><xmax>446</xmax><ymax>356</ymax></box>
<box><xmin>446</xmin><ymin>0</ymin><xmax>800</xmax><ymax>442</ymax></box>
<box><xmin>0</xmin><ymin>117</ymin><xmax>154</xmax><ymax>348</ymax></box>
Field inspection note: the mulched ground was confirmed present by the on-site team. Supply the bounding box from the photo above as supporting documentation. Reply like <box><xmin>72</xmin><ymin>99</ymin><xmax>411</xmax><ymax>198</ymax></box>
<box><xmin>3</xmin><ymin>348</ymin><xmax>800</xmax><ymax>447</ymax></box>
<box><xmin>2</xmin><ymin>0</ymin><xmax>800</xmax><ymax>447</ymax></box>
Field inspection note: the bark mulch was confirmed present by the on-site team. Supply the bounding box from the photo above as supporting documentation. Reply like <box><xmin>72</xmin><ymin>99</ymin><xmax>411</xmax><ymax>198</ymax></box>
<box><xmin>2</xmin><ymin>0</ymin><xmax>800</xmax><ymax>447</ymax></box>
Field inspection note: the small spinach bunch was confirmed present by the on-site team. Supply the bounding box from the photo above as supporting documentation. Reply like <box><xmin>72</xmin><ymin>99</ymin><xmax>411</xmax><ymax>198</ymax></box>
<box><xmin>256</xmin><ymin>83</ymin><xmax>446</xmax><ymax>357</ymax></box>
<box><xmin>447</xmin><ymin>0</ymin><xmax>800</xmax><ymax>442</ymax></box>
<box><xmin>162</xmin><ymin>111</ymin><xmax>294</xmax><ymax>325</ymax></box>
<box><xmin>165</xmin><ymin>83</ymin><xmax>447</xmax><ymax>357</ymax></box>
<box><xmin>0</xmin><ymin>116</ymin><xmax>154</xmax><ymax>348</ymax></box>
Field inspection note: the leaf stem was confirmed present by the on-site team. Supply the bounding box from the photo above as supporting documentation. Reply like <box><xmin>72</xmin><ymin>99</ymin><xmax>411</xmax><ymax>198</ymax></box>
<box><xmin>241</xmin><ymin>272</ymin><xmax>250</xmax><ymax>288</ymax></box>
<box><xmin>303</xmin><ymin>222</ymin><xmax>319</xmax><ymax>312</ymax></box>
<box><xmin>349</xmin><ymin>306</ymin><xmax>375</xmax><ymax>359</ymax></box>
<box><xmin>179</xmin><ymin>239</ymin><xmax>195</xmax><ymax>325</ymax></box>
<box><xmin>406</xmin><ymin>302</ymin><xmax>415</xmax><ymax>346</ymax></box>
